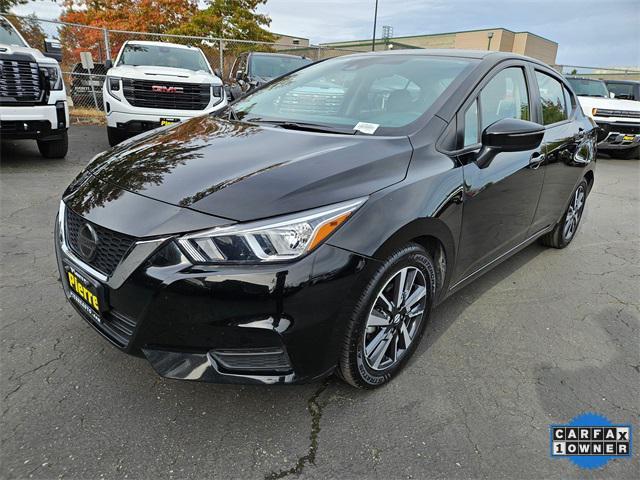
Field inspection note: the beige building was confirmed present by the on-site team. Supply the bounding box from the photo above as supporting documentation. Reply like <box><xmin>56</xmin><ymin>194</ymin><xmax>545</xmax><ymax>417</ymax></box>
<box><xmin>274</xmin><ymin>33</ymin><xmax>310</xmax><ymax>50</ymax></box>
<box><xmin>322</xmin><ymin>28</ymin><xmax>558</xmax><ymax>65</ymax></box>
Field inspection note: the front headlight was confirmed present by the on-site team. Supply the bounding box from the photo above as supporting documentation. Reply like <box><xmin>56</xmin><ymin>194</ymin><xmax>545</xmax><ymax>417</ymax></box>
<box><xmin>39</xmin><ymin>65</ymin><xmax>63</xmax><ymax>90</ymax></box>
<box><xmin>177</xmin><ymin>198</ymin><xmax>367</xmax><ymax>263</ymax></box>
<box><xmin>106</xmin><ymin>76</ymin><xmax>121</xmax><ymax>100</ymax></box>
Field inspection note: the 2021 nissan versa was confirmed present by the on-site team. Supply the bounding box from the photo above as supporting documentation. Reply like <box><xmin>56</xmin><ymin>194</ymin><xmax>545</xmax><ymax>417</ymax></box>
<box><xmin>56</xmin><ymin>50</ymin><xmax>597</xmax><ymax>388</ymax></box>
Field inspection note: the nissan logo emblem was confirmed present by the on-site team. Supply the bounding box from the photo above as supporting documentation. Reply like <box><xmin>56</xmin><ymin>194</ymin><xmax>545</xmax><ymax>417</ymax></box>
<box><xmin>77</xmin><ymin>223</ymin><xmax>99</xmax><ymax>261</ymax></box>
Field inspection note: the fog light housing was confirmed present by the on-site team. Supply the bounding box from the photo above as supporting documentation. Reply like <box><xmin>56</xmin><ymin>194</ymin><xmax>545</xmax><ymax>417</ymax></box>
<box><xmin>208</xmin><ymin>348</ymin><xmax>292</xmax><ymax>373</ymax></box>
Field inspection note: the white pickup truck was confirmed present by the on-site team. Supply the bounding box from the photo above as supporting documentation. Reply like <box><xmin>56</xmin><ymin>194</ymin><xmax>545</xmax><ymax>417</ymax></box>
<box><xmin>0</xmin><ymin>16</ymin><xmax>69</xmax><ymax>158</ymax></box>
<box><xmin>567</xmin><ymin>76</ymin><xmax>640</xmax><ymax>159</ymax></box>
<box><xmin>103</xmin><ymin>40</ymin><xmax>227</xmax><ymax>146</ymax></box>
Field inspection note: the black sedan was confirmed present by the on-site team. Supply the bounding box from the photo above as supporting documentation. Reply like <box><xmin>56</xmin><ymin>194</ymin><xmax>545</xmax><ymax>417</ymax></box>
<box><xmin>55</xmin><ymin>50</ymin><xmax>597</xmax><ymax>388</ymax></box>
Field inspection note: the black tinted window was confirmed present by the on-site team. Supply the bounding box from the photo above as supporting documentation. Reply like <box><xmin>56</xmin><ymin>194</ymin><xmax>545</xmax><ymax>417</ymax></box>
<box><xmin>479</xmin><ymin>67</ymin><xmax>530</xmax><ymax>129</ymax></box>
<box><xmin>536</xmin><ymin>72</ymin><xmax>568</xmax><ymax>125</ymax></box>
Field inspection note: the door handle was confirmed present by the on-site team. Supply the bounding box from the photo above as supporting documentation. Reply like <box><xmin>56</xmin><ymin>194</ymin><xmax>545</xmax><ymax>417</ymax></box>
<box><xmin>529</xmin><ymin>151</ymin><xmax>545</xmax><ymax>170</ymax></box>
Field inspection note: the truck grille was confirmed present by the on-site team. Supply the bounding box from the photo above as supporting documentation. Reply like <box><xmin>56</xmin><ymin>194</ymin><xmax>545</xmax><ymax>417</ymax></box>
<box><xmin>65</xmin><ymin>208</ymin><xmax>136</xmax><ymax>276</ymax></box>
<box><xmin>0</xmin><ymin>57</ymin><xmax>42</xmax><ymax>104</ymax></box>
<box><xmin>122</xmin><ymin>79</ymin><xmax>210</xmax><ymax>110</ymax></box>
<box><xmin>594</xmin><ymin>108</ymin><xmax>640</xmax><ymax>119</ymax></box>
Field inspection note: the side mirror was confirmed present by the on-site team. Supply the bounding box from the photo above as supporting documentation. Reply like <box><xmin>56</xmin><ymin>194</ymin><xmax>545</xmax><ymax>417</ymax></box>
<box><xmin>43</xmin><ymin>39</ymin><xmax>62</xmax><ymax>62</ymax></box>
<box><xmin>609</xmin><ymin>91</ymin><xmax>616</xmax><ymax>99</ymax></box>
<box><xmin>213</xmin><ymin>68</ymin><xmax>222</xmax><ymax>79</ymax></box>
<box><xmin>105</xmin><ymin>59</ymin><xmax>113</xmax><ymax>70</ymax></box>
<box><xmin>235</xmin><ymin>70</ymin><xmax>244</xmax><ymax>81</ymax></box>
<box><xmin>596</xmin><ymin>127</ymin><xmax>608</xmax><ymax>143</ymax></box>
<box><xmin>476</xmin><ymin>118</ymin><xmax>545</xmax><ymax>169</ymax></box>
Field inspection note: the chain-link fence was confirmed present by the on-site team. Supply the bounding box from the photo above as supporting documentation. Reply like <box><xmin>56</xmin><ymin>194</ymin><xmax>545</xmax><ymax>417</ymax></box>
<box><xmin>4</xmin><ymin>14</ymin><xmax>362</xmax><ymax>116</ymax></box>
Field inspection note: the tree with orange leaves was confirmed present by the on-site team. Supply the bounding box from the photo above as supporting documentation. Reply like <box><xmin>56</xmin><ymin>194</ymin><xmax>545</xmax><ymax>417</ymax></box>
<box><xmin>59</xmin><ymin>1</ymin><xmax>198</xmax><ymax>67</ymax></box>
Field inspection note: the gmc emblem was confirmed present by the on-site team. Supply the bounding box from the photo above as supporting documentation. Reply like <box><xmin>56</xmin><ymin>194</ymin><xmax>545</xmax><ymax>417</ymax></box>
<box><xmin>152</xmin><ymin>85</ymin><xmax>183</xmax><ymax>93</ymax></box>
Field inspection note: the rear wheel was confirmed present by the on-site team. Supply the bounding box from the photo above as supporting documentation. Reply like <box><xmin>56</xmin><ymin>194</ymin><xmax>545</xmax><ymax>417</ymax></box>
<box><xmin>107</xmin><ymin>127</ymin><xmax>126</xmax><ymax>147</ymax></box>
<box><xmin>539</xmin><ymin>179</ymin><xmax>588</xmax><ymax>249</ymax></box>
<box><xmin>338</xmin><ymin>244</ymin><xmax>436</xmax><ymax>388</ymax></box>
<box><xmin>37</xmin><ymin>131</ymin><xmax>68</xmax><ymax>158</ymax></box>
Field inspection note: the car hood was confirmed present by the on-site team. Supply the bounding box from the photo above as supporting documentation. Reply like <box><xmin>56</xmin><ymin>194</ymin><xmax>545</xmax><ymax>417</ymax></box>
<box><xmin>107</xmin><ymin>65</ymin><xmax>222</xmax><ymax>84</ymax></box>
<box><xmin>577</xmin><ymin>95</ymin><xmax>640</xmax><ymax>114</ymax></box>
<box><xmin>84</xmin><ymin>116</ymin><xmax>413</xmax><ymax>222</ymax></box>
<box><xmin>0</xmin><ymin>43</ymin><xmax>59</xmax><ymax>66</ymax></box>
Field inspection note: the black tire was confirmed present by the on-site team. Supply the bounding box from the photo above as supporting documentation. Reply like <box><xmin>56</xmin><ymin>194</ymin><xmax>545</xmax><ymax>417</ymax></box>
<box><xmin>37</xmin><ymin>131</ymin><xmax>68</xmax><ymax>158</ymax></box>
<box><xmin>107</xmin><ymin>127</ymin><xmax>126</xmax><ymax>147</ymax></box>
<box><xmin>539</xmin><ymin>179</ymin><xmax>588</xmax><ymax>249</ymax></box>
<box><xmin>337</xmin><ymin>243</ymin><xmax>436</xmax><ymax>389</ymax></box>
<box><xmin>617</xmin><ymin>146</ymin><xmax>640</xmax><ymax>160</ymax></box>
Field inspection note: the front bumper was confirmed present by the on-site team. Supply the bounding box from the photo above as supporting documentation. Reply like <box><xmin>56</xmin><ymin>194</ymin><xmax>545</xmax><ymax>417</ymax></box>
<box><xmin>0</xmin><ymin>100</ymin><xmax>69</xmax><ymax>140</ymax></box>
<box><xmin>55</xmin><ymin>202</ymin><xmax>375</xmax><ymax>384</ymax></box>
<box><xmin>594</xmin><ymin>119</ymin><xmax>640</xmax><ymax>150</ymax></box>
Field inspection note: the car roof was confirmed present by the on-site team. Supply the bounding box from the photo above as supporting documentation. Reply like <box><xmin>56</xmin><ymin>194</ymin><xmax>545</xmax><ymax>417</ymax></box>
<box><xmin>566</xmin><ymin>76</ymin><xmax>606</xmax><ymax>82</ymax></box>
<box><xmin>339</xmin><ymin>48</ymin><xmax>552</xmax><ymax>67</ymax></box>
<box><xmin>123</xmin><ymin>40</ymin><xmax>201</xmax><ymax>51</ymax></box>
<box><xmin>604</xmin><ymin>79</ymin><xmax>640</xmax><ymax>84</ymax></box>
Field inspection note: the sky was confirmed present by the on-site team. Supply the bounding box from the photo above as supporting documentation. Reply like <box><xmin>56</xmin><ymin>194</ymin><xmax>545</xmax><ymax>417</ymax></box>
<box><xmin>12</xmin><ymin>0</ymin><xmax>640</xmax><ymax>68</ymax></box>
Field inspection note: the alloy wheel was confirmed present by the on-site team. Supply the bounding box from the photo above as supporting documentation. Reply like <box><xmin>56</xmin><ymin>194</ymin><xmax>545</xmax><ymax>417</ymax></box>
<box><xmin>363</xmin><ymin>266</ymin><xmax>428</xmax><ymax>371</ymax></box>
<box><xmin>563</xmin><ymin>185</ymin><xmax>585</xmax><ymax>241</ymax></box>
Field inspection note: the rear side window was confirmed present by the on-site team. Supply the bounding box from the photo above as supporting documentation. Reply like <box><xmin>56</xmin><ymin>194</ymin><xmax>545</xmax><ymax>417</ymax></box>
<box><xmin>479</xmin><ymin>67</ymin><xmax>530</xmax><ymax>129</ymax></box>
<box><xmin>535</xmin><ymin>71</ymin><xmax>568</xmax><ymax>125</ymax></box>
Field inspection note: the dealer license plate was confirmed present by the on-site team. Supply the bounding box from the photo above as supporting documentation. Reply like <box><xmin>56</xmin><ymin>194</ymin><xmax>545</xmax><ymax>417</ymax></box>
<box><xmin>160</xmin><ymin>117</ymin><xmax>180</xmax><ymax>127</ymax></box>
<box><xmin>64</xmin><ymin>264</ymin><xmax>106</xmax><ymax>323</ymax></box>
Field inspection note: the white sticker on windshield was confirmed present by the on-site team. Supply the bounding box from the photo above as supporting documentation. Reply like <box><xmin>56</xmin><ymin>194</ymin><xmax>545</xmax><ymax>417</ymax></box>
<box><xmin>354</xmin><ymin>122</ymin><xmax>379</xmax><ymax>134</ymax></box>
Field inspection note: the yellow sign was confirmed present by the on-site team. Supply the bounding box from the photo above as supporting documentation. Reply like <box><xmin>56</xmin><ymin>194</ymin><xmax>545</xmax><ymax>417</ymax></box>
<box><xmin>67</xmin><ymin>271</ymin><xmax>99</xmax><ymax>311</ymax></box>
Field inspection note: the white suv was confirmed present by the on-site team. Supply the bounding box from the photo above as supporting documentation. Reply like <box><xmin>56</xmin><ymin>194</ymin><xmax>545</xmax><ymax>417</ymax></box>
<box><xmin>103</xmin><ymin>40</ymin><xmax>227</xmax><ymax>146</ymax></box>
<box><xmin>567</xmin><ymin>76</ymin><xmax>640</xmax><ymax>159</ymax></box>
<box><xmin>0</xmin><ymin>16</ymin><xmax>69</xmax><ymax>158</ymax></box>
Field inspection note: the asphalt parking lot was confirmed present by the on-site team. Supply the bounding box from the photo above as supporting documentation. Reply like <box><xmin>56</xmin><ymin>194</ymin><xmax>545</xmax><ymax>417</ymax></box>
<box><xmin>1</xmin><ymin>126</ymin><xmax>639</xmax><ymax>479</ymax></box>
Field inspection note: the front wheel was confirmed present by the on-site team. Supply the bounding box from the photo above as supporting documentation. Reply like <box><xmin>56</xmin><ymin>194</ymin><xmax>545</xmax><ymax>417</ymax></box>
<box><xmin>37</xmin><ymin>131</ymin><xmax>68</xmax><ymax>158</ymax></box>
<box><xmin>338</xmin><ymin>244</ymin><xmax>436</xmax><ymax>388</ymax></box>
<box><xmin>539</xmin><ymin>179</ymin><xmax>588</xmax><ymax>249</ymax></box>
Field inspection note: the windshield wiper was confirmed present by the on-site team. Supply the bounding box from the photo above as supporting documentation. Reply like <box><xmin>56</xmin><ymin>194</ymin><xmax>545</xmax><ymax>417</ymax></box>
<box><xmin>251</xmin><ymin>119</ymin><xmax>355</xmax><ymax>135</ymax></box>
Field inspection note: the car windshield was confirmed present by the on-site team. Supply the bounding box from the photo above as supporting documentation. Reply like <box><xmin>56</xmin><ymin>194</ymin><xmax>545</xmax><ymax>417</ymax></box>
<box><xmin>567</xmin><ymin>78</ymin><xmax>609</xmax><ymax>98</ymax></box>
<box><xmin>0</xmin><ymin>18</ymin><xmax>27</xmax><ymax>47</ymax></box>
<box><xmin>249</xmin><ymin>55</ymin><xmax>312</xmax><ymax>79</ymax></box>
<box><xmin>233</xmin><ymin>54</ymin><xmax>476</xmax><ymax>134</ymax></box>
<box><xmin>117</xmin><ymin>44</ymin><xmax>211</xmax><ymax>72</ymax></box>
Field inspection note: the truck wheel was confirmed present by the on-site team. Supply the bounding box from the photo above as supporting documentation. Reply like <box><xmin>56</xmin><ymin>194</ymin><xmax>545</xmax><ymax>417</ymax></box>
<box><xmin>618</xmin><ymin>146</ymin><xmax>639</xmax><ymax>160</ymax></box>
<box><xmin>107</xmin><ymin>127</ymin><xmax>126</xmax><ymax>147</ymax></box>
<box><xmin>37</xmin><ymin>131</ymin><xmax>68</xmax><ymax>158</ymax></box>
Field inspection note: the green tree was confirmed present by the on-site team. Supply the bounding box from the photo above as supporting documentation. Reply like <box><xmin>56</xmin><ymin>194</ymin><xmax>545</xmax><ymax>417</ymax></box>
<box><xmin>169</xmin><ymin>0</ymin><xmax>274</xmax><ymax>43</ymax></box>
<box><xmin>0</xmin><ymin>0</ymin><xmax>28</xmax><ymax>14</ymax></box>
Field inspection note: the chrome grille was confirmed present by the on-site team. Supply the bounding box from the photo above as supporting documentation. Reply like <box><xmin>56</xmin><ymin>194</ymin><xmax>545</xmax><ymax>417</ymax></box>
<box><xmin>0</xmin><ymin>57</ymin><xmax>42</xmax><ymax>104</ymax></box>
<box><xmin>122</xmin><ymin>78</ymin><xmax>210</xmax><ymax>110</ymax></box>
<box><xmin>594</xmin><ymin>108</ymin><xmax>640</xmax><ymax>119</ymax></box>
<box><xmin>65</xmin><ymin>208</ymin><xmax>136</xmax><ymax>276</ymax></box>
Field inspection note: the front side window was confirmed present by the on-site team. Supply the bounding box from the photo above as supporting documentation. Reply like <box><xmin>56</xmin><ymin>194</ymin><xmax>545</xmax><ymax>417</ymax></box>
<box><xmin>536</xmin><ymin>71</ymin><xmax>568</xmax><ymax>125</ymax></box>
<box><xmin>463</xmin><ymin>99</ymin><xmax>479</xmax><ymax>147</ymax></box>
<box><xmin>479</xmin><ymin>67</ymin><xmax>530</xmax><ymax>130</ymax></box>
<box><xmin>118</xmin><ymin>44</ymin><xmax>211</xmax><ymax>73</ymax></box>
<box><xmin>232</xmin><ymin>55</ymin><xmax>477</xmax><ymax>135</ymax></box>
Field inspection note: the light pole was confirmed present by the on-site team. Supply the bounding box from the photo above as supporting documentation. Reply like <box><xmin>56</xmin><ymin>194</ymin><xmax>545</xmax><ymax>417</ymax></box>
<box><xmin>487</xmin><ymin>31</ymin><xmax>494</xmax><ymax>50</ymax></box>
<box><xmin>371</xmin><ymin>0</ymin><xmax>379</xmax><ymax>51</ymax></box>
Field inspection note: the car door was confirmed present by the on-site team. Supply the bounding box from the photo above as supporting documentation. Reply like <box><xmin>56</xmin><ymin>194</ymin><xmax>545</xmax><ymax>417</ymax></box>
<box><xmin>528</xmin><ymin>68</ymin><xmax>592</xmax><ymax>234</ymax></box>
<box><xmin>451</xmin><ymin>63</ymin><xmax>545</xmax><ymax>284</ymax></box>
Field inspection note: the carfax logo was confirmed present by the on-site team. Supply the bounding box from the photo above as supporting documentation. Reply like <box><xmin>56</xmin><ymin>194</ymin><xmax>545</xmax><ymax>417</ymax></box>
<box><xmin>550</xmin><ymin>413</ymin><xmax>632</xmax><ymax>469</ymax></box>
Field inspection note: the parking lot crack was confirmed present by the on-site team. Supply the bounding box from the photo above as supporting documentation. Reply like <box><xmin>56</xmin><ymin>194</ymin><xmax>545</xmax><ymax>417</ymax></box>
<box><xmin>264</xmin><ymin>378</ymin><xmax>331</xmax><ymax>480</ymax></box>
